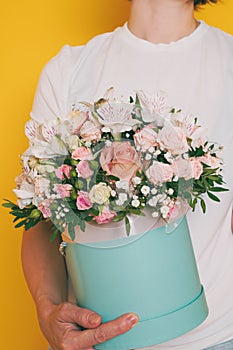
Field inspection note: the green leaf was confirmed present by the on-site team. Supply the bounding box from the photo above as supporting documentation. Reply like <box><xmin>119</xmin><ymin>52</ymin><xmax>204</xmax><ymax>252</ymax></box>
<box><xmin>15</xmin><ymin>220</ymin><xmax>28</xmax><ymax>228</ymax></box>
<box><xmin>128</xmin><ymin>208</ymin><xmax>145</xmax><ymax>216</ymax></box>
<box><xmin>207</xmin><ymin>191</ymin><xmax>220</xmax><ymax>202</ymax></box>
<box><xmin>125</xmin><ymin>216</ymin><xmax>131</xmax><ymax>236</ymax></box>
<box><xmin>80</xmin><ymin>220</ymin><xmax>86</xmax><ymax>232</ymax></box>
<box><xmin>208</xmin><ymin>187</ymin><xmax>229</xmax><ymax>192</ymax></box>
<box><xmin>68</xmin><ymin>224</ymin><xmax>75</xmax><ymax>241</ymax></box>
<box><xmin>200</xmin><ymin>198</ymin><xmax>206</xmax><ymax>213</ymax></box>
<box><xmin>107</xmin><ymin>175</ymin><xmax>120</xmax><ymax>181</ymax></box>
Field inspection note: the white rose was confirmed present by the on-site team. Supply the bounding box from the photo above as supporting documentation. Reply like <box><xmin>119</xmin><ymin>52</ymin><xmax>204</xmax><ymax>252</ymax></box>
<box><xmin>89</xmin><ymin>182</ymin><xmax>111</xmax><ymax>205</ymax></box>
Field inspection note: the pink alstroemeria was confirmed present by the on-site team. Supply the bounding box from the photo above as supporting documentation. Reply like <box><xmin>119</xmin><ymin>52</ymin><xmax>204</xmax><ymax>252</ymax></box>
<box><xmin>53</xmin><ymin>184</ymin><xmax>73</xmax><ymax>198</ymax></box>
<box><xmin>38</xmin><ymin>199</ymin><xmax>52</xmax><ymax>218</ymax></box>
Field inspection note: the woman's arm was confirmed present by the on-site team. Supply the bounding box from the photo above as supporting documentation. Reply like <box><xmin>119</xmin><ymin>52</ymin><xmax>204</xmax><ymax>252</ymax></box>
<box><xmin>21</xmin><ymin>221</ymin><xmax>138</xmax><ymax>350</ymax></box>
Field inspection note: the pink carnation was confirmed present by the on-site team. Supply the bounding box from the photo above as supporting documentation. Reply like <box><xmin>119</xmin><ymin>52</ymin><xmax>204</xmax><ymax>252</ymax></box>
<box><xmin>55</xmin><ymin>164</ymin><xmax>72</xmax><ymax>180</ymax></box>
<box><xmin>94</xmin><ymin>207</ymin><xmax>117</xmax><ymax>224</ymax></box>
<box><xmin>76</xmin><ymin>191</ymin><xmax>92</xmax><ymax>210</ymax></box>
<box><xmin>53</xmin><ymin>184</ymin><xmax>73</xmax><ymax>198</ymax></box>
<box><xmin>72</xmin><ymin>147</ymin><xmax>92</xmax><ymax>161</ymax></box>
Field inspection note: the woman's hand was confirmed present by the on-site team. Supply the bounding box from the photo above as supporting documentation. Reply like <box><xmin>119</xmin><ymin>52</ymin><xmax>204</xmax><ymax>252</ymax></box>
<box><xmin>37</xmin><ymin>299</ymin><xmax>138</xmax><ymax>350</ymax></box>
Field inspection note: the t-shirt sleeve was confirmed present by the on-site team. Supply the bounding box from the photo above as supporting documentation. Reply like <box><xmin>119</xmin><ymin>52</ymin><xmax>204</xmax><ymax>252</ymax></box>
<box><xmin>30</xmin><ymin>44</ymin><xmax>84</xmax><ymax>122</ymax></box>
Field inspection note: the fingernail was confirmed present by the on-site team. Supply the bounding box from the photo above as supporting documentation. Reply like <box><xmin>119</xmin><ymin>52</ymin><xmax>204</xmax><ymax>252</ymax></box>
<box><xmin>126</xmin><ymin>313</ymin><xmax>139</xmax><ymax>327</ymax></box>
<box><xmin>88</xmin><ymin>313</ymin><xmax>101</xmax><ymax>326</ymax></box>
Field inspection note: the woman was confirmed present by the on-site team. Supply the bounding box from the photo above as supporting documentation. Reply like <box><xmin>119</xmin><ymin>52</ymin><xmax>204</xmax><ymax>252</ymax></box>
<box><xmin>21</xmin><ymin>0</ymin><xmax>233</xmax><ymax>349</ymax></box>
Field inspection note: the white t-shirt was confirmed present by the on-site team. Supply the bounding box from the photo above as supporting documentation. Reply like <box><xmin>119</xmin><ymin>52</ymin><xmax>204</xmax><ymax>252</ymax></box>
<box><xmin>31</xmin><ymin>21</ymin><xmax>233</xmax><ymax>350</ymax></box>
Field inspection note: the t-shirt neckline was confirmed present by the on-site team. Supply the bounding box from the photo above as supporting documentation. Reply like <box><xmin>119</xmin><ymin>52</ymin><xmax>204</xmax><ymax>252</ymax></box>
<box><xmin>121</xmin><ymin>20</ymin><xmax>208</xmax><ymax>51</ymax></box>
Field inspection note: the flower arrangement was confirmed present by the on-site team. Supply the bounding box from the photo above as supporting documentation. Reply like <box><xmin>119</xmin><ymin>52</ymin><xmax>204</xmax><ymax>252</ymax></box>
<box><xmin>3</xmin><ymin>89</ymin><xmax>228</xmax><ymax>240</ymax></box>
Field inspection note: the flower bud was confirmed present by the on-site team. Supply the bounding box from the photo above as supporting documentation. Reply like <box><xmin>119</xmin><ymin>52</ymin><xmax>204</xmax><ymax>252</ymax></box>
<box><xmin>29</xmin><ymin>209</ymin><xmax>41</xmax><ymax>219</ymax></box>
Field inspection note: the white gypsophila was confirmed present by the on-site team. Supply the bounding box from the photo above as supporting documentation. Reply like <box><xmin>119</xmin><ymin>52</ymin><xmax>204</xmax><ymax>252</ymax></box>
<box><xmin>111</xmin><ymin>190</ymin><xmax>117</xmax><ymax>197</ymax></box>
<box><xmin>173</xmin><ymin>175</ymin><xmax>179</xmax><ymax>182</ymax></box>
<box><xmin>116</xmin><ymin>192</ymin><xmax>128</xmax><ymax>206</ymax></box>
<box><xmin>141</xmin><ymin>185</ymin><xmax>150</xmax><ymax>196</ymax></box>
<box><xmin>154</xmin><ymin>150</ymin><xmax>161</xmax><ymax>156</ymax></box>
<box><xmin>85</xmin><ymin>141</ymin><xmax>92</xmax><ymax>148</ymax></box>
<box><xmin>164</xmin><ymin>152</ymin><xmax>173</xmax><ymax>163</ymax></box>
<box><xmin>167</xmin><ymin>188</ymin><xmax>174</xmax><ymax>195</ymax></box>
<box><xmin>116</xmin><ymin>180</ymin><xmax>129</xmax><ymax>191</ymax></box>
<box><xmin>133</xmin><ymin>195</ymin><xmax>138</xmax><ymax>200</ymax></box>
<box><xmin>160</xmin><ymin>205</ymin><xmax>170</xmax><ymax>218</ymax></box>
<box><xmin>132</xmin><ymin>177</ymin><xmax>141</xmax><ymax>186</ymax></box>
<box><xmin>132</xmin><ymin>199</ymin><xmax>140</xmax><ymax>208</ymax></box>
<box><xmin>148</xmin><ymin>147</ymin><xmax>154</xmax><ymax>153</ymax></box>
<box><xmin>145</xmin><ymin>154</ymin><xmax>152</xmax><ymax>161</ymax></box>
<box><xmin>152</xmin><ymin>211</ymin><xmax>159</xmax><ymax>218</ymax></box>
<box><xmin>151</xmin><ymin>188</ymin><xmax>158</xmax><ymax>195</ymax></box>
<box><xmin>157</xmin><ymin>193</ymin><xmax>167</xmax><ymax>203</ymax></box>
<box><xmin>148</xmin><ymin>196</ymin><xmax>158</xmax><ymax>207</ymax></box>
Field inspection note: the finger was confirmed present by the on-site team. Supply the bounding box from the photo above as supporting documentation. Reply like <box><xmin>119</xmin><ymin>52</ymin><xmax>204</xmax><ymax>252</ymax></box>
<box><xmin>73</xmin><ymin>312</ymin><xmax>139</xmax><ymax>348</ymax></box>
<box><xmin>57</xmin><ymin>302</ymin><xmax>102</xmax><ymax>328</ymax></box>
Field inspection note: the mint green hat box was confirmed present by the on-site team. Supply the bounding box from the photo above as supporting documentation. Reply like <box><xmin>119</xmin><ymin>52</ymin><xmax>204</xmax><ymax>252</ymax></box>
<box><xmin>64</xmin><ymin>216</ymin><xmax>208</xmax><ymax>350</ymax></box>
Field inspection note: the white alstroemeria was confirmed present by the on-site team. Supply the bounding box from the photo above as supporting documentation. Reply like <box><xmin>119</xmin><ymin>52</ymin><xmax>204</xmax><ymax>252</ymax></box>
<box><xmin>67</xmin><ymin>110</ymin><xmax>87</xmax><ymax>135</ymax></box>
<box><xmin>136</xmin><ymin>90</ymin><xmax>171</xmax><ymax>124</ymax></box>
<box><xmin>66</xmin><ymin>135</ymin><xmax>81</xmax><ymax>152</ymax></box>
<box><xmin>116</xmin><ymin>180</ymin><xmax>129</xmax><ymax>192</ymax></box>
<box><xmin>141</xmin><ymin>185</ymin><xmax>150</xmax><ymax>196</ymax></box>
<box><xmin>35</xmin><ymin>177</ymin><xmax>51</xmax><ymax>198</ymax></box>
<box><xmin>182</xmin><ymin>114</ymin><xmax>207</xmax><ymax>148</ymax></box>
<box><xmin>41</xmin><ymin>120</ymin><xmax>59</xmax><ymax>142</ymax></box>
<box><xmin>25</xmin><ymin>119</ymin><xmax>40</xmax><ymax>141</ymax></box>
<box><xmin>13</xmin><ymin>174</ymin><xmax>35</xmax><ymax>209</ymax></box>
<box><xmin>97</xmin><ymin>102</ymin><xmax>138</xmax><ymax>136</ymax></box>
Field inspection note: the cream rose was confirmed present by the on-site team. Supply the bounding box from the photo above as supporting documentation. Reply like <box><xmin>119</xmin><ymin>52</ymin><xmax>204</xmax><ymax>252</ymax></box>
<box><xmin>100</xmin><ymin>141</ymin><xmax>141</xmax><ymax>181</ymax></box>
<box><xmin>89</xmin><ymin>183</ymin><xmax>111</xmax><ymax>205</ymax></box>
<box><xmin>172</xmin><ymin>158</ymin><xmax>193</xmax><ymax>180</ymax></box>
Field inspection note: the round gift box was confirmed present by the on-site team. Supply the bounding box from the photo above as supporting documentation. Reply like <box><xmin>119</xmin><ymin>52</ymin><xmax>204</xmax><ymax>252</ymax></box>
<box><xmin>63</xmin><ymin>216</ymin><xmax>208</xmax><ymax>350</ymax></box>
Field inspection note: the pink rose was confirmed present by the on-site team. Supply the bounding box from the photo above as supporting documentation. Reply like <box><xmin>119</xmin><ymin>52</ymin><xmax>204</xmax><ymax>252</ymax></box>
<box><xmin>100</xmin><ymin>141</ymin><xmax>141</xmax><ymax>181</ymax></box>
<box><xmin>199</xmin><ymin>154</ymin><xmax>221</xmax><ymax>170</ymax></box>
<box><xmin>80</xmin><ymin>120</ymin><xmax>102</xmax><ymax>142</ymax></box>
<box><xmin>76</xmin><ymin>160</ymin><xmax>94</xmax><ymax>179</ymax></box>
<box><xmin>133</xmin><ymin>125</ymin><xmax>158</xmax><ymax>151</ymax></box>
<box><xmin>146</xmin><ymin>161</ymin><xmax>174</xmax><ymax>184</ymax></box>
<box><xmin>172</xmin><ymin>158</ymin><xmax>193</xmax><ymax>180</ymax></box>
<box><xmin>190</xmin><ymin>158</ymin><xmax>203</xmax><ymax>179</ymax></box>
<box><xmin>53</xmin><ymin>184</ymin><xmax>73</xmax><ymax>198</ymax></box>
<box><xmin>55</xmin><ymin>164</ymin><xmax>72</xmax><ymax>180</ymax></box>
<box><xmin>38</xmin><ymin>199</ymin><xmax>52</xmax><ymax>218</ymax></box>
<box><xmin>72</xmin><ymin>147</ymin><xmax>92</xmax><ymax>160</ymax></box>
<box><xmin>158</xmin><ymin>125</ymin><xmax>189</xmax><ymax>155</ymax></box>
<box><xmin>76</xmin><ymin>191</ymin><xmax>92</xmax><ymax>210</ymax></box>
<box><xmin>94</xmin><ymin>207</ymin><xmax>117</xmax><ymax>224</ymax></box>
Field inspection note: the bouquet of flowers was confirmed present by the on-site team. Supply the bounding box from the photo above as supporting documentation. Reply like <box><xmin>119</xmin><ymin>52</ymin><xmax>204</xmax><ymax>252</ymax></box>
<box><xmin>3</xmin><ymin>88</ymin><xmax>228</xmax><ymax>240</ymax></box>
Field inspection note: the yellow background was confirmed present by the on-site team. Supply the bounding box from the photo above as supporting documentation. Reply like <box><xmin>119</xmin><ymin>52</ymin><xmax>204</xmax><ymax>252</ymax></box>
<box><xmin>0</xmin><ymin>0</ymin><xmax>232</xmax><ymax>348</ymax></box>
